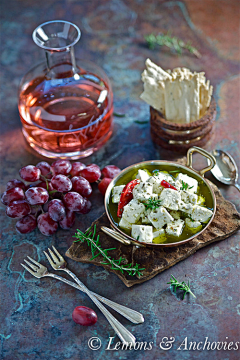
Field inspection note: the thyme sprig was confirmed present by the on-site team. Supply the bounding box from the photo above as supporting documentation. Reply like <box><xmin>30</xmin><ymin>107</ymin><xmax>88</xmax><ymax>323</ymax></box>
<box><xmin>180</xmin><ymin>180</ymin><xmax>194</xmax><ymax>191</ymax></box>
<box><xmin>167</xmin><ymin>275</ymin><xmax>196</xmax><ymax>299</ymax></box>
<box><xmin>73</xmin><ymin>225</ymin><xmax>145</xmax><ymax>277</ymax></box>
<box><xmin>144</xmin><ymin>197</ymin><xmax>162</xmax><ymax>210</ymax></box>
<box><xmin>145</xmin><ymin>33</ymin><xmax>201</xmax><ymax>58</ymax></box>
<box><xmin>113</xmin><ymin>112</ymin><xmax>126</xmax><ymax>117</ymax></box>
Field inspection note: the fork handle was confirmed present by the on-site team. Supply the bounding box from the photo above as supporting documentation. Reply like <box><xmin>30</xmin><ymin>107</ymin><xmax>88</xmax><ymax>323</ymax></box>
<box><xmin>45</xmin><ymin>273</ymin><xmax>143</xmax><ymax>324</ymax></box>
<box><xmin>63</xmin><ymin>268</ymin><xmax>136</xmax><ymax>345</ymax></box>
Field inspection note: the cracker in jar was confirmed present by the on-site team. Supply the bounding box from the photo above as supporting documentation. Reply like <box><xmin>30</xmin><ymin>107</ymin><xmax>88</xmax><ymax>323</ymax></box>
<box><xmin>165</xmin><ymin>73</ymin><xmax>200</xmax><ymax>123</ymax></box>
<box><xmin>140</xmin><ymin>59</ymin><xmax>170</xmax><ymax>113</ymax></box>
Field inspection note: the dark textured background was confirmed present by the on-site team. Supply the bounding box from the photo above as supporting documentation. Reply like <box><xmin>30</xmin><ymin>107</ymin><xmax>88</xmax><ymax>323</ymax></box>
<box><xmin>1</xmin><ymin>1</ymin><xmax>240</xmax><ymax>359</ymax></box>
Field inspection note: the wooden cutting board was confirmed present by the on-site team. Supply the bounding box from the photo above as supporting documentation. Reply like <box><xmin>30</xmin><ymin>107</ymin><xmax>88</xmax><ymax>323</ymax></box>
<box><xmin>66</xmin><ymin>162</ymin><xmax>240</xmax><ymax>287</ymax></box>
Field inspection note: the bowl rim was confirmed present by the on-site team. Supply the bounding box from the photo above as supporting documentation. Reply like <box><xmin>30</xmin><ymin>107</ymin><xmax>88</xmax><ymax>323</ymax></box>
<box><xmin>104</xmin><ymin>160</ymin><xmax>216</xmax><ymax>247</ymax></box>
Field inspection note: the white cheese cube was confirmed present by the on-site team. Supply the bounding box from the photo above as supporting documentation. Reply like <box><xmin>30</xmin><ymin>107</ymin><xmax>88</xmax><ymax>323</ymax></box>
<box><xmin>141</xmin><ymin>208</ymin><xmax>152</xmax><ymax>224</ymax></box>
<box><xmin>169</xmin><ymin>210</ymin><xmax>181</xmax><ymax>220</ymax></box>
<box><xmin>135</xmin><ymin>169</ymin><xmax>150</xmax><ymax>182</ymax></box>
<box><xmin>133</xmin><ymin>181</ymin><xmax>155</xmax><ymax>202</ymax></box>
<box><xmin>176</xmin><ymin>173</ymin><xmax>198</xmax><ymax>193</ymax></box>
<box><xmin>131</xmin><ymin>225</ymin><xmax>153</xmax><ymax>243</ymax></box>
<box><xmin>148</xmin><ymin>172</ymin><xmax>174</xmax><ymax>194</ymax></box>
<box><xmin>122</xmin><ymin>199</ymin><xmax>145</xmax><ymax>224</ymax></box>
<box><xmin>148</xmin><ymin>176</ymin><xmax>163</xmax><ymax>194</ymax></box>
<box><xmin>119</xmin><ymin>217</ymin><xmax>132</xmax><ymax>230</ymax></box>
<box><xmin>180</xmin><ymin>190</ymin><xmax>198</xmax><ymax>205</ymax></box>
<box><xmin>191</xmin><ymin>205</ymin><xmax>213</xmax><ymax>223</ymax></box>
<box><xmin>148</xmin><ymin>206</ymin><xmax>173</xmax><ymax>229</ymax></box>
<box><xmin>179</xmin><ymin>201</ymin><xmax>193</xmax><ymax>214</ymax></box>
<box><xmin>159</xmin><ymin>188</ymin><xmax>181</xmax><ymax>210</ymax></box>
<box><xmin>166</xmin><ymin>219</ymin><xmax>184</xmax><ymax>237</ymax></box>
<box><xmin>112</xmin><ymin>185</ymin><xmax>125</xmax><ymax>203</ymax></box>
<box><xmin>185</xmin><ymin>217</ymin><xmax>202</xmax><ymax>230</ymax></box>
<box><xmin>174</xmin><ymin>179</ymin><xmax>182</xmax><ymax>191</ymax></box>
<box><xmin>157</xmin><ymin>171</ymin><xmax>174</xmax><ymax>183</ymax></box>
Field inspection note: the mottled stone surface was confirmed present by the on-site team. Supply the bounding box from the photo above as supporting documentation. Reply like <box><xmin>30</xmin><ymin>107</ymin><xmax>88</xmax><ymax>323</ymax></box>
<box><xmin>1</xmin><ymin>1</ymin><xmax>240</xmax><ymax>360</ymax></box>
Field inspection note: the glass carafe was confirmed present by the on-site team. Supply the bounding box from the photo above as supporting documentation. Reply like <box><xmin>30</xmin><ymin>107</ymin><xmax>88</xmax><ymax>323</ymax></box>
<box><xmin>18</xmin><ymin>20</ymin><xmax>113</xmax><ymax>159</ymax></box>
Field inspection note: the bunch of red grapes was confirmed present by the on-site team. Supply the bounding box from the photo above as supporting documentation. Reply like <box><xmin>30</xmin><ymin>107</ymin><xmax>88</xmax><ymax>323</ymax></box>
<box><xmin>1</xmin><ymin>160</ymin><xmax>120</xmax><ymax>236</ymax></box>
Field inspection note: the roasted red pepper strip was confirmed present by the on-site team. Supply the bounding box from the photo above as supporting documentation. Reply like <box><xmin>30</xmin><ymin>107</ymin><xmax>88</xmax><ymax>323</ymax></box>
<box><xmin>117</xmin><ymin>179</ymin><xmax>140</xmax><ymax>218</ymax></box>
<box><xmin>161</xmin><ymin>180</ymin><xmax>177</xmax><ymax>191</ymax></box>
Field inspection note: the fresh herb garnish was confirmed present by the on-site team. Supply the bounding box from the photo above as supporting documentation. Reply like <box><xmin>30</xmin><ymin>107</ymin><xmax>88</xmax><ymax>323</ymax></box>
<box><xmin>152</xmin><ymin>169</ymin><xmax>160</xmax><ymax>175</ymax></box>
<box><xmin>73</xmin><ymin>225</ymin><xmax>145</xmax><ymax>277</ymax></box>
<box><xmin>134</xmin><ymin>120</ymin><xmax>149</xmax><ymax>125</ymax></box>
<box><xmin>167</xmin><ymin>275</ymin><xmax>196</xmax><ymax>300</ymax></box>
<box><xmin>113</xmin><ymin>112</ymin><xmax>126</xmax><ymax>117</ymax></box>
<box><xmin>144</xmin><ymin>198</ymin><xmax>162</xmax><ymax>210</ymax></box>
<box><xmin>180</xmin><ymin>180</ymin><xmax>194</xmax><ymax>191</ymax></box>
<box><xmin>145</xmin><ymin>32</ymin><xmax>201</xmax><ymax>58</ymax></box>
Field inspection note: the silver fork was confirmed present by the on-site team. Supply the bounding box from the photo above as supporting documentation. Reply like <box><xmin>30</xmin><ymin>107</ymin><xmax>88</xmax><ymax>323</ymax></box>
<box><xmin>43</xmin><ymin>246</ymin><xmax>144</xmax><ymax>325</ymax></box>
<box><xmin>21</xmin><ymin>256</ymin><xmax>136</xmax><ymax>345</ymax></box>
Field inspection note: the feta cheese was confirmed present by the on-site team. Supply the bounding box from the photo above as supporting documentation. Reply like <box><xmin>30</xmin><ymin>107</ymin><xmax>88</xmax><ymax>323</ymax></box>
<box><xmin>185</xmin><ymin>217</ymin><xmax>202</xmax><ymax>232</ymax></box>
<box><xmin>112</xmin><ymin>185</ymin><xmax>125</xmax><ymax>203</ymax></box>
<box><xmin>148</xmin><ymin>176</ymin><xmax>163</xmax><ymax>194</ymax></box>
<box><xmin>191</xmin><ymin>205</ymin><xmax>213</xmax><ymax>223</ymax></box>
<box><xmin>166</xmin><ymin>219</ymin><xmax>184</xmax><ymax>237</ymax></box>
<box><xmin>159</xmin><ymin>188</ymin><xmax>181</xmax><ymax>210</ymax></box>
<box><xmin>141</xmin><ymin>208</ymin><xmax>152</xmax><ymax>224</ymax></box>
<box><xmin>176</xmin><ymin>173</ymin><xmax>198</xmax><ymax>193</ymax></box>
<box><xmin>180</xmin><ymin>190</ymin><xmax>198</xmax><ymax>205</ymax></box>
<box><xmin>119</xmin><ymin>217</ymin><xmax>132</xmax><ymax>230</ymax></box>
<box><xmin>131</xmin><ymin>225</ymin><xmax>153</xmax><ymax>243</ymax></box>
<box><xmin>133</xmin><ymin>181</ymin><xmax>156</xmax><ymax>202</ymax></box>
<box><xmin>148</xmin><ymin>206</ymin><xmax>173</xmax><ymax>229</ymax></box>
<box><xmin>122</xmin><ymin>199</ymin><xmax>145</xmax><ymax>224</ymax></box>
<box><xmin>135</xmin><ymin>169</ymin><xmax>150</xmax><ymax>182</ymax></box>
<box><xmin>169</xmin><ymin>210</ymin><xmax>181</xmax><ymax>220</ymax></box>
<box><xmin>178</xmin><ymin>201</ymin><xmax>193</xmax><ymax>214</ymax></box>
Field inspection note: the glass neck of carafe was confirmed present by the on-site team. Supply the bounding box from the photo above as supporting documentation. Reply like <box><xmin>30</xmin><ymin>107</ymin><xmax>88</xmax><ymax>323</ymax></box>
<box><xmin>45</xmin><ymin>46</ymin><xmax>78</xmax><ymax>79</ymax></box>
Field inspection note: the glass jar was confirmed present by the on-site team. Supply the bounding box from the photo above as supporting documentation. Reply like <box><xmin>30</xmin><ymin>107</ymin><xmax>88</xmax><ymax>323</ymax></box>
<box><xmin>18</xmin><ymin>20</ymin><xmax>113</xmax><ymax>159</ymax></box>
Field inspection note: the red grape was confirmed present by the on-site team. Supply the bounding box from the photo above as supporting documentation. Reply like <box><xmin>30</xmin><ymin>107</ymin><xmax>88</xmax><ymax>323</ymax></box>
<box><xmin>51</xmin><ymin>159</ymin><xmax>72</xmax><ymax>175</ymax></box>
<box><xmin>37</xmin><ymin>213</ymin><xmax>58</xmax><ymax>236</ymax></box>
<box><xmin>63</xmin><ymin>192</ymin><xmax>84</xmax><ymax>211</ymax></box>
<box><xmin>79</xmin><ymin>164</ymin><xmax>101</xmax><ymax>183</ymax></box>
<box><xmin>6</xmin><ymin>179</ymin><xmax>26</xmax><ymax>191</ymax></box>
<box><xmin>19</xmin><ymin>165</ymin><xmax>41</xmax><ymax>182</ymax></box>
<box><xmin>59</xmin><ymin>209</ymin><xmax>75</xmax><ymax>229</ymax></box>
<box><xmin>48</xmin><ymin>199</ymin><xmax>66</xmax><ymax>222</ymax></box>
<box><xmin>71</xmin><ymin>176</ymin><xmax>92</xmax><ymax>198</ymax></box>
<box><xmin>36</xmin><ymin>161</ymin><xmax>52</xmax><ymax>179</ymax></box>
<box><xmin>25</xmin><ymin>187</ymin><xmax>49</xmax><ymax>205</ymax></box>
<box><xmin>101</xmin><ymin>165</ymin><xmax>121</xmax><ymax>179</ymax></box>
<box><xmin>16</xmin><ymin>215</ymin><xmax>37</xmax><ymax>234</ymax></box>
<box><xmin>98</xmin><ymin>178</ymin><xmax>112</xmax><ymax>195</ymax></box>
<box><xmin>1</xmin><ymin>187</ymin><xmax>25</xmax><ymax>205</ymax></box>
<box><xmin>72</xmin><ymin>306</ymin><xmax>97</xmax><ymax>326</ymax></box>
<box><xmin>37</xmin><ymin>180</ymin><xmax>53</xmax><ymax>192</ymax></box>
<box><xmin>70</xmin><ymin>162</ymin><xmax>86</xmax><ymax>177</ymax></box>
<box><xmin>6</xmin><ymin>200</ymin><xmax>31</xmax><ymax>218</ymax></box>
<box><xmin>51</xmin><ymin>175</ymin><xmax>72</xmax><ymax>192</ymax></box>
<box><xmin>76</xmin><ymin>198</ymin><xmax>91</xmax><ymax>214</ymax></box>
